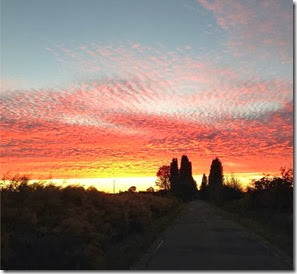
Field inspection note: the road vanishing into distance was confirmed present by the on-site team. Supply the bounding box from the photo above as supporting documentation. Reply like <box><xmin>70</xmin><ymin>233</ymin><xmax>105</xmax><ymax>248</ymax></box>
<box><xmin>133</xmin><ymin>200</ymin><xmax>293</xmax><ymax>270</ymax></box>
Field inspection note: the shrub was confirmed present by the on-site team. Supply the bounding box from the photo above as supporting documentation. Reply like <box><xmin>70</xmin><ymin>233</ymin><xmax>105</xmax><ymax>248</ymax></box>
<box><xmin>1</xmin><ymin>179</ymin><xmax>179</xmax><ymax>270</ymax></box>
<box><xmin>246</xmin><ymin>168</ymin><xmax>293</xmax><ymax>211</ymax></box>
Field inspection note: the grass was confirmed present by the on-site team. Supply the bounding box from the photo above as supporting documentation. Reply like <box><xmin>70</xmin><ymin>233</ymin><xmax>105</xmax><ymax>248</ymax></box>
<box><xmin>208</xmin><ymin>201</ymin><xmax>293</xmax><ymax>258</ymax></box>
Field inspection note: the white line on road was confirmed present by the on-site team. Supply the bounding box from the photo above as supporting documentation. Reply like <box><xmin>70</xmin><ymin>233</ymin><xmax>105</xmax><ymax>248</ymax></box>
<box><xmin>154</xmin><ymin>240</ymin><xmax>164</xmax><ymax>253</ymax></box>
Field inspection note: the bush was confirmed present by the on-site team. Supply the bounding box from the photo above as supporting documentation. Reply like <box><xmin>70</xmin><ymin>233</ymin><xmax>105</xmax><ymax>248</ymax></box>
<box><xmin>1</xmin><ymin>178</ymin><xmax>179</xmax><ymax>270</ymax></box>
<box><xmin>223</xmin><ymin>176</ymin><xmax>243</xmax><ymax>201</ymax></box>
<box><xmin>246</xmin><ymin>168</ymin><xmax>293</xmax><ymax>211</ymax></box>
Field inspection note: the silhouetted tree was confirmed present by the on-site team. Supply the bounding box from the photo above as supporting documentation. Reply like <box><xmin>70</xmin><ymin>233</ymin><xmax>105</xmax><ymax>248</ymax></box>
<box><xmin>247</xmin><ymin>167</ymin><xmax>293</xmax><ymax>210</ymax></box>
<box><xmin>199</xmin><ymin>173</ymin><xmax>208</xmax><ymax>200</ymax></box>
<box><xmin>225</xmin><ymin>175</ymin><xmax>242</xmax><ymax>190</ymax></box>
<box><xmin>200</xmin><ymin>173</ymin><xmax>208</xmax><ymax>190</ymax></box>
<box><xmin>179</xmin><ymin>155</ymin><xmax>197</xmax><ymax>199</ymax></box>
<box><xmin>223</xmin><ymin>176</ymin><xmax>243</xmax><ymax>201</ymax></box>
<box><xmin>180</xmin><ymin>155</ymin><xmax>192</xmax><ymax>178</ymax></box>
<box><xmin>1</xmin><ymin>174</ymin><xmax>30</xmax><ymax>192</ymax></box>
<box><xmin>170</xmin><ymin>158</ymin><xmax>178</xmax><ymax>193</ymax></box>
<box><xmin>209</xmin><ymin>157</ymin><xmax>224</xmax><ymax>187</ymax></box>
<box><xmin>208</xmin><ymin>157</ymin><xmax>224</xmax><ymax>204</ymax></box>
<box><xmin>170</xmin><ymin>158</ymin><xmax>179</xmax><ymax>177</ymax></box>
<box><xmin>280</xmin><ymin>166</ymin><xmax>293</xmax><ymax>187</ymax></box>
<box><xmin>128</xmin><ymin>186</ymin><xmax>136</xmax><ymax>193</ymax></box>
<box><xmin>156</xmin><ymin>165</ymin><xmax>171</xmax><ymax>190</ymax></box>
<box><xmin>168</xmin><ymin>155</ymin><xmax>197</xmax><ymax>200</ymax></box>
<box><xmin>146</xmin><ymin>187</ymin><xmax>154</xmax><ymax>192</ymax></box>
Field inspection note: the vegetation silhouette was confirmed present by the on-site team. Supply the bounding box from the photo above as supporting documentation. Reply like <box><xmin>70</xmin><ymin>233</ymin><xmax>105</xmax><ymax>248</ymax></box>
<box><xmin>223</xmin><ymin>175</ymin><xmax>243</xmax><ymax>201</ymax></box>
<box><xmin>168</xmin><ymin>155</ymin><xmax>197</xmax><ymax>200</ymax></box>
<box><xmin>146</xmin><ymin>186</ymin><xmax>155</xmax><ymax>192</ymax></box>
<box><xmin>199</xmin><ymin>173</ymin><xmax>208</xmax><ymax>199</ymax></box>
<box><xmin>207</xmin><ymin>157</ymin><xmax>224</xmax><ymax>204</ymax></box>
<box><xmin>155</xmin><ymin>165</ymin><xmax>170</xmax><ymax>190</ymax></box>
<box><xmin>231</xmin><ymin>168</ymin><xmax>293</xmax><ymax>256</ymax></box>
<box><xmin>128</xmin><ymin>186</ymin><xmax>137</xmax><ymax>193</ymax></box>
<box><xmin>209</xmin><ymin>157</ymin><xmax>224</xmax><ymax>187</ymax></box>
<box><xmin>246</xmin><ymin>167</ymin><xmax>293</xmax><ymax>211</ymax></box>
<box><xmin>1</xmin><ymin>176</ymin><xmax>179</xmax><ymax>270</ymax></box>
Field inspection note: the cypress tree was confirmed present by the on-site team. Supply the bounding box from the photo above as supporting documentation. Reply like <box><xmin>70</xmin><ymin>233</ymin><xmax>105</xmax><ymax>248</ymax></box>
<box><xmin>179</xmin><ymin>155</ymin><xmax>197</xmax><ymax>200</ymax></box>
<box><xmin>208</xmin><ymin>157</ymin><xmax>224</xmax><ymax>187</ymax></box>
<box><xmin>208</xmin><ymin>157</ymin><xmax>224</xmax><ymax>204</ymax></box>
<box><xmin>170</xmin><ymin>158</ymin><xmax>179</xmax><ymax>193</ymax></box>
<box><xmin>200</xmin><ymin>173</ymin><xmax>208</xmax><ymax>190</ymax></box>
<box><xmin>169</xmin><ymin>155</ymin><xmax>197</xmax><ymax>200</ymax></box>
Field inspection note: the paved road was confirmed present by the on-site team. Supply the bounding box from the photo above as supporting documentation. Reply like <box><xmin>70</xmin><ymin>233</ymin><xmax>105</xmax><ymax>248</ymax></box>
<box><xmin>133</xmin><ymin>200</ymin><xmax>293</xmax><ymax>270</ymax></box>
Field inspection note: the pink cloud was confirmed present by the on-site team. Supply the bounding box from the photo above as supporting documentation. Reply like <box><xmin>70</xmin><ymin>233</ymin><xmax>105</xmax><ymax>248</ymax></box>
<box><xmin>1</xmin><ymin>77</ymin><xmax>293</xmax><ymax>178</ymax></box>
<box><xmin>1</xmin><ymin>41</ymin><xmax>293</xmax><ymax>178</ymax></box>
<box><xmin>197</xmin><ymin>0</ymin><xmax>292</xmax><ymax>62</ymax></box>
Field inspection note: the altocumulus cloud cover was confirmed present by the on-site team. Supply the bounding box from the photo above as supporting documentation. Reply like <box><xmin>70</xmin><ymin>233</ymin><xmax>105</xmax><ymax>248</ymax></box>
<box><xmin>0</xmin><ymin>0</ymin><xmax>293</xmax><ymax>179</ymax></box>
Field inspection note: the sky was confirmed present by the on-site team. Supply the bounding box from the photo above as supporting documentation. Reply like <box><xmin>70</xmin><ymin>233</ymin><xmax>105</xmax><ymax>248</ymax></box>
<box><xmin>0</xmin><ymin>0</ymin><xmax>293</xmax><ymax>190</ymax></box>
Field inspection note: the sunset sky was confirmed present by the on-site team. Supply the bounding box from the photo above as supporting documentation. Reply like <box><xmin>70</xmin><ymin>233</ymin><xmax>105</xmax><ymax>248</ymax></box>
<box><xmin>1</xmin><ymin>0</ymin><xmax>293</xmax><ymax>191</ymax></box>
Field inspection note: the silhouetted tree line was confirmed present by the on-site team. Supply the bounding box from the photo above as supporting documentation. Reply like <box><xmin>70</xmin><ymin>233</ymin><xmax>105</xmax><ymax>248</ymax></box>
<box><xmin>155</xmin><ymin>155</ymin><xmax>197</xmax><ymax>200</ymax></box>
<box><xmin>199</xmin><ymin>157</ymin><xmax>240</xmax><ymax>204</ymax></box>
<box><xmin>245</xmin><ymin>167</ymin><xmax>293</xmax><ymax>211</ymax></box>
<box><xmin>156</xmin><ymin>154</ymin><xmax>293</xmax><ymax>213</ymax></box>
<box><xmin>170</xmin><ymin>155</ymin><xmax>198</xmax><ymax>200</ymax></box>
<box><xmin>199</xmin><ymin>157</ymin><xmax>293</xmax><ymax>213</ymax></box>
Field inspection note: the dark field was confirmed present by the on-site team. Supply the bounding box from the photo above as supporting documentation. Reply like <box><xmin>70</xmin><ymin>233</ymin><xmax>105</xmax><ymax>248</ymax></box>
<box><xmin>1</xmin><ymin>179</ymin><xmax>180</xmax><ymax>270</ymax></box>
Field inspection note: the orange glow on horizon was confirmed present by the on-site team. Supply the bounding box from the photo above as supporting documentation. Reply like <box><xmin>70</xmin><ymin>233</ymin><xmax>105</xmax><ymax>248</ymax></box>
<box><xmin>1</xmin><ymin>172</ymin><xmax>281</xmax><ymax>194</ymax></box>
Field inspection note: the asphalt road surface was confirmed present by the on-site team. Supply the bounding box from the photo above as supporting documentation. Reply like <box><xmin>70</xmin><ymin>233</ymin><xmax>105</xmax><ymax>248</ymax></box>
<box><xmin>133</xmin><ymin>200</ymin><xmax>293</xmax><ymax>270</ymax></box>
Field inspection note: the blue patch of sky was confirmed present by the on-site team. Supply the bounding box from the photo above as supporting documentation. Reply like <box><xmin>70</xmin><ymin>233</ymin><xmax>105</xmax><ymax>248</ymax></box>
<box><xmin>1</xmin><ymin>0</ymin><xmax>225</xmax><ymax>89</ymax></box>
<box><xmin>1</xmin><ymin>0</ymin><xmax>292</xmax><ymax>90</ymax></box>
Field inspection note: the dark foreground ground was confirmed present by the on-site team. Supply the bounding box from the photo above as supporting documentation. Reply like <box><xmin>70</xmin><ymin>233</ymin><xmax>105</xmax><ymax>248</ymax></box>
<box><xmin>133</xmin><ymin>200</ymin><xmax>293</xmax><ymax>270</ymax></box>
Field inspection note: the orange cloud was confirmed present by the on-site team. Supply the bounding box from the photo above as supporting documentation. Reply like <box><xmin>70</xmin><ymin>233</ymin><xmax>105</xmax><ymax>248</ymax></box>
<box><xmin>1</xmin><ymin>42</ymin><xmax>293</xmax><ymax>179</ymax></box>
